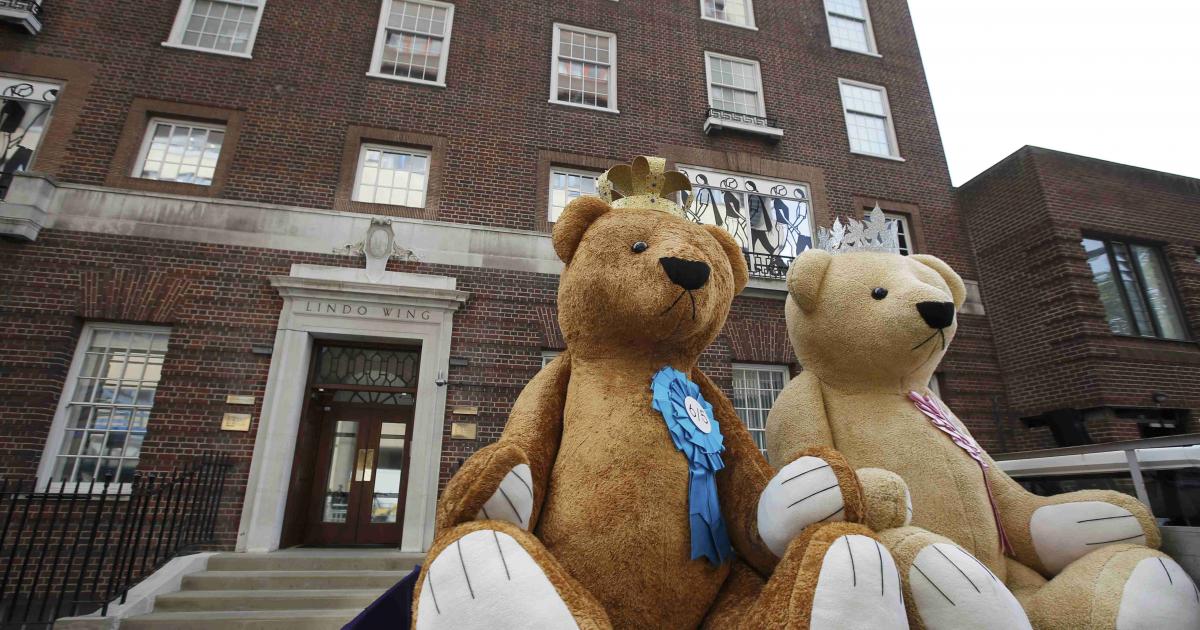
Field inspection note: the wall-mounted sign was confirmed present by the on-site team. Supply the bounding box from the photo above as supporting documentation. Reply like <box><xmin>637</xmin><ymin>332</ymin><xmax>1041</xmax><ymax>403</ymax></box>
<box><xmin>226</xmin><ymin>395</ymin><xmax>255</xmax><ymax>405</ymax></box>
<box><xmin>221</xmin><ymin>413</ymin><xmax>252</xmax><ymax>432</ymax></box>
<box><xmin>450</xmin><ymin>422</ymin><xmax>477</xmax><ymax>440</ymax></box>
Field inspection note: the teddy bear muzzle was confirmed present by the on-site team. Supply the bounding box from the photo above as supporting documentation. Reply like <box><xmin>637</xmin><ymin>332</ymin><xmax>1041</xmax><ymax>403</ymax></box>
<box><xmin>916</xmin><ymin>300</ymin><xmax>955</xmax><ymax>329</ymax></box>
<box><xmin>659</xmin><ymin>256</ymin><xmax>710</xmax><ymax>291</ymax></box>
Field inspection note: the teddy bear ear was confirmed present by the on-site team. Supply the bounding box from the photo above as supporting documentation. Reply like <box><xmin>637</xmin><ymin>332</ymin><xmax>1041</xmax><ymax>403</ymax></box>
<box><xmin>786</xmin><ymin>249</ymin><xmax>832</xmax><ymax>312</ymax></box>
<box><xmin>552</xmin><ymin>196</ymin><xmax>611</xmax><ymax>264</ymax></box>
<box><xmin>702</xmin><ymin>225</ymin><xmax>748</xmax><ymax>295</ymax></box>
<box><xmin>911</xmin><ymin>254</ymin><xmax>966</xmax><ymax>308</ymax></box>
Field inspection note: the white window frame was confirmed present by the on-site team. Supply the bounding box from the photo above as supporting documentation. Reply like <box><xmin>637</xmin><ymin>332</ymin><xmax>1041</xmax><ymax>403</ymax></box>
<box><xmin>823</xmin><ymin>0</ymin><xmax>879</xmax><ymax>57</ymax></box>
<box><xmin>549</xmin><ymin>23</ymin><xmax>619</xmax><ymax>114</ymax></box>
<box><xmin>351</xmin><ymin>142</ymin><xmax>432</xmax><ymax>208</ymax></box>
<box><xmin>541</xmin><ymin>350</ymin><xmax>561</xmax><ymax>368</ymax></box>
<box><xmin>37</xmin><ymin>322</ymin><xmax>172</xmax><ymax>492</ymax></box>
<box><xmin>837</xmin><ymin>78</ymin><xmax>903</xmax><ymax>161</ymax></box>
<box><xmin>699</xmin><ymin>0</ymin><xmax>757</xmax><ymax>31</ymax></box>
<box><xmin>547</xmin><ymin>166</ymin><xmax>602</xmax><ymax>223</ymax></box>
<box><xmin>732</xmin><ymin>363</ymin><xmax>790</xmax><ymax>456</ymax></box>
<box><xmin>367</xmin><ymin>0</ymin><xmax>456</xmax><ymax>87</ymax></box>
<box><xmin>704</xmin><ymin>51</ymin><xmax>767</xmax><ymax>118</ymax></box>
<box><xmin>882</xmin><ymin>211</ymin><xmax>913</xmax><ymax>255</ymax></box>
<box><xmin>163</xmin><ymin>0</ymin><xmax>266</xmax><ymax>59</ymax></box>
<box><xmin>131</xmin><ymin>117</ymin><xmax>227</xmax><ymax>185</ymax></box>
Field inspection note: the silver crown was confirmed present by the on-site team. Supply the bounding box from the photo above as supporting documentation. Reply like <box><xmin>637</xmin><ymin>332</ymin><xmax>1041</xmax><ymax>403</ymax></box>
<box><xmin>816</xmin><ymin>204</ymin><xmax>901</xmax><ymax>255</ymax></box>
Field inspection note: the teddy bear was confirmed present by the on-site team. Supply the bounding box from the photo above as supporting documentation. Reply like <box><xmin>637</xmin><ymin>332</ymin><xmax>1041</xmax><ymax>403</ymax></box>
<box><xmin>410</xmin><ymin>158</ymin><xmax>915</xmax><ymax>630</ymax></box>
<box><xmin>765</xmin><ymin>211</ymin><xmax>1200</xmax><ymax>629</ymax></box>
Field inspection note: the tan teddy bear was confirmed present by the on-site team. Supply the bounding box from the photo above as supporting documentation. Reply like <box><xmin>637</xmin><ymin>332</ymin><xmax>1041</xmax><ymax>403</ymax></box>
<box><xmin>411</xmin><ymin>158</ymin><xmax>913</xmax><ymax>630</ymax></box>
<box><xmin>766</xmin><ymin>221</ymin><xmax>1200</xmax><ymax>629</ymax></box>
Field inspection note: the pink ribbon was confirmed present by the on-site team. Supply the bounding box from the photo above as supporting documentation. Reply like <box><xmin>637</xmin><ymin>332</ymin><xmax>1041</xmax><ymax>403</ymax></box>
<box><xmin>909</xmin><ymin>391</ymin><xmax>1014</xmax><ymax>556</ymax></box>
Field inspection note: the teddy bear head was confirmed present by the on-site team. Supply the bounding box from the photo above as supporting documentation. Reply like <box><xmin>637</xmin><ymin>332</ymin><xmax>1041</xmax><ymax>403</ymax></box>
<box><xmin>552</xmin><ymin>195</ymin><xmax>748</xmax><ymax>363</ymax></box>
<box><xmin>784</xmin><ymin>248</ymin><xmax>966</xmax><ymax>391</ymax></box>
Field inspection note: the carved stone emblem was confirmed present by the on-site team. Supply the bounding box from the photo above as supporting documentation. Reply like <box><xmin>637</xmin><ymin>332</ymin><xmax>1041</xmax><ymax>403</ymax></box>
<box><xmin>335</xmin><ymin>217</ymin><xmax>418</xmax><ymax>282</ymax></box>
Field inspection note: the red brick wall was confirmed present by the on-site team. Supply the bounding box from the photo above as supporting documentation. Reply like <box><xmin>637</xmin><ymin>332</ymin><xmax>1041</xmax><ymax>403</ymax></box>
<box><xmin>959</xmin><ymin>147</ymin><xmax>1200</xmax><ymax>445</ymax></box>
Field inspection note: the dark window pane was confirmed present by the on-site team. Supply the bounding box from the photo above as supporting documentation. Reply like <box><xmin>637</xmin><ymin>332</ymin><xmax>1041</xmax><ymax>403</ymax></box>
<box><xmin>1082</xmin><ymin>238</ymin><xmax>1135</xmax><ymax>335</ymax></box>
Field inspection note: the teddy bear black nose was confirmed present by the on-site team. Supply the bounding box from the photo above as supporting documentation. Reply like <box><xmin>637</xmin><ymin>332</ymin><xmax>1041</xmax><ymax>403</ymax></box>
<box><xmin>659</xmin><ymin>257</ymin><xmax>710</xmax><ymax>291</ymax></box>
<box><xmin>916</xmin><ymin>301</ymin><xmax>956</xmax><ymax>329</ymax></box>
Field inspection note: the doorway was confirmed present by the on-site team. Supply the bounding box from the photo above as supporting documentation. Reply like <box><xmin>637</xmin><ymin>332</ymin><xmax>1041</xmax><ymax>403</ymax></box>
<box><xmin>299</xmin><ymin>343</ymin><xmax>420</xmax><ymax>546</ymax></box>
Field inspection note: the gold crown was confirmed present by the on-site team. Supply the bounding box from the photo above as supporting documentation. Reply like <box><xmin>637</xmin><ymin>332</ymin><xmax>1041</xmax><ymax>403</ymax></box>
<box><xmin>597</xmin><ymin>156</ymin><xmax>692</xmax><ymax>217</ymax></box>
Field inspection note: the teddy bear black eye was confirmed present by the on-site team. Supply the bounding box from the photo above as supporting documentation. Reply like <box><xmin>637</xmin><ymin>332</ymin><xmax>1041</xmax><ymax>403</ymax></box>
<box><xmin>872</xmin><ymin>287</ymin><xmax>888</xmax><ymax>300</ymax></box>
<box><xmin>631</xmin><ymin>241</ymin><xmax>649</xmax><ymax>253</ymax></box>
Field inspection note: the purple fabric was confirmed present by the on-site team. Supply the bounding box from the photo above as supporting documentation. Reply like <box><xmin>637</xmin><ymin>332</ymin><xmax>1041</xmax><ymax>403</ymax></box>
<box><xmin>342</xmin><ymin>564</ymin><xmax>420</xmax><ymax>630</ymax></box>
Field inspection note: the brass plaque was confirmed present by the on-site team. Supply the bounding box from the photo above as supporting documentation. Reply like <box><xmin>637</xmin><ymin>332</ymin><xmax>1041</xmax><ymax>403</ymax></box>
<box><xmin>226</xmin><ymin>394</ymin><xmax>255</xmax><ymax>405</ymax></box>
<box><xmin>452</xmin><ymin>406</ymin><xmax>479</xmax><ymax>416</ymax></box>
<box><xmin>450</xmin><ymin>422</ymin><xmax>477</xmax><ymax>440</ymax></box>
<box><xmin>221</xmin><ymin>413</ymin><xmax>252</xmax><ymax>432</ymax></box>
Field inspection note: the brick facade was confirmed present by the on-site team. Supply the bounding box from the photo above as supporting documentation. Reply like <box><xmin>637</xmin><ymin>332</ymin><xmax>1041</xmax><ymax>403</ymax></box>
<box><xmin>958</xmin><ymin>146</ymin><xmax>1200</xmax><ymax>447</ymax></box>
<box><xmin>0</xmin><ymin>0</ymin><xmax>1014</xmax><ymax>551</ymax></box>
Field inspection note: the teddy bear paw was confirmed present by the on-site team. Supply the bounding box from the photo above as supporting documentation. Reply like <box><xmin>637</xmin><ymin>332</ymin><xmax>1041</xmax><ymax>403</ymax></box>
<box><xmin>475</xmin><ymin>463</ymin><xmax>534</xmax><ymax>530</ymax></box>
<box><xmin>416</xmin><ymin>528</ymin><xmax>579</xmax><ymax>630</ymax></box>
<box><xmin>909</xmin><ymin>543</ymin><xmax>1031</xmax><ymax>630</ymax></box>
<box><xmin>758</xmin><ymin>456</ymin><xmax>847</xmax><ymax>557</ymax></box>
<box><xmin>1115</xmin><ymin>555</ymin><xmax>1200</xmax><ymax>630</ymax></box>
<box><xmin>810</xmin><ymin>534</ymin><xmax>909</xmax><ymax>630</ymax></box>
<box><xmin>1031</xmin><ymin>501</ymin><xmax>1146</xmax><ymax>574</ymax></box>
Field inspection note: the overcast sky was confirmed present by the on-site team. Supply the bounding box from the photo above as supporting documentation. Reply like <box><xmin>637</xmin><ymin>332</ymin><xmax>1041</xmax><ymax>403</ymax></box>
<box><xmin>907</xmin><ymin>0</ymin><xmax>1200</xmax><ymax>186</ymax></box>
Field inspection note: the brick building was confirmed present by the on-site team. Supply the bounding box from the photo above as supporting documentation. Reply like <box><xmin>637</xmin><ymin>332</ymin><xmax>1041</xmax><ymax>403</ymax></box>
<box><xmin>958</xmin><ymin>146</ymin><xmax>1200</xmax><ymax>447</ymax></box>
<box><xmin>0</xmin><ymin>0</ymin><xmax>1008</xmax><ymax>555</ymax></box>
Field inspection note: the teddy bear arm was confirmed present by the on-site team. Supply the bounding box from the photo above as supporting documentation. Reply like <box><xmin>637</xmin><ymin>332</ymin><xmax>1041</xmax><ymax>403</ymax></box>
<box><xmin>987</xmin><ymin>457</ymin><xmax>1160</xmax><ymax>576</ymax></box>
<box><xmin>695</xmin><ymin>369</ymin><xmax>780</xmax><ymax>575</ymax></box>
<box><xmin>764</xmin><ymin>371</ymin><xmax>835</xmax><ymax>468</ymax></box>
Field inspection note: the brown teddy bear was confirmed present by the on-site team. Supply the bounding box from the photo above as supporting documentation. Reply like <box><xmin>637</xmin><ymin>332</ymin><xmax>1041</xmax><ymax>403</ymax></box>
<box><xmin>411</xmin><ymin>158</ymin><xmax>913</xmax><ymax>630</ymax></box>
<box><xmin>766</xmin><ymin>214</ymin><xmax>1200</xmax><ymax>629</ymax></box>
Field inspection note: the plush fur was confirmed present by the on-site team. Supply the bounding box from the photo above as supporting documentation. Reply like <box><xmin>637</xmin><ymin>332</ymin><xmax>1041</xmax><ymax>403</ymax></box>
<box><xmin>767</xmin><ymin>249</ymin><xmax>1200</xmax><ymax>629</ymax></box>
<box><xmin>414</xmin><ymin>196</ymin><xmax>906</xmax><ymax>630</ymax></box>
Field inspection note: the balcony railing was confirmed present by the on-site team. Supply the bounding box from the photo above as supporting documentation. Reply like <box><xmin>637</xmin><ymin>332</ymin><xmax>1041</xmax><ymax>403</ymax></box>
<box><xmin>744</xmin><ymin>252</ymin><xmax>792</xmax><ymax>280</ymax></box>
<box><xmin>703</xmin><ymin>107</ymin><xmax>784</xmax><ymax>141</ymax></box>
<box><xmin>0</xmin><ymin>0</ymin><xmax>43</xmax><ymax>34</ymax></box>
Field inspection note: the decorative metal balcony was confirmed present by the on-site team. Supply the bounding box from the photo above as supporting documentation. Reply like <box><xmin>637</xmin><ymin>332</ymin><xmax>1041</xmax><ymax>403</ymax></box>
<box><xmin>744</xmin><ymin>251</ymin><xmax>793</xmax><ymax>280</ymax></box>
<box><xmin>0</xmin><ymin>0</ymin><xmax>43</xmax><ymax>34</ymax></box>
<box><xmin>703</xmin><ymin>107</ymin><xmax>784</xmax><ymax>141</ymax></box>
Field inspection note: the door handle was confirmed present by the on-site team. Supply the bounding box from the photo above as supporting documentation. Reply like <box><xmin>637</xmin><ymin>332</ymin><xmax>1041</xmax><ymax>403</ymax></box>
<box><xmin>363</xmin><ymin>449</ymin><xmax>375</xmax><ymax>483</ymax></box>
<box><xmin>354</xmin><ymin>448</ymin><xmax>367</xmax><ymax>482</ymax></box>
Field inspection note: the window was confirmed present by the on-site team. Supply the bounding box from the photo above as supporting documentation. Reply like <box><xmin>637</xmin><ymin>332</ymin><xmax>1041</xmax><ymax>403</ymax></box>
<box><xmin>1081</xmin><ymin>237</ymin><xmax>1187</xmax><ymax>340</ymax></box>
<box><xmin>548</xmin><ymin>167</ymin><xmax>601</xmax><ymax>223</ymax></box>
<box><xmin>733</xmin><ymin>365</ymin><xmax>789</xmax><ymax>455</ymax></box>
<box><xmin>133</xmin><ymin>119</ymin><xmax>225</xmax><ymax>186</ymax></box>
<box><xmin>824</xmin><ymin>0</ymin><xmax>877</xmax><ymax>55</ymax></box>
<box><xmin>705</xmin><ymin>52</ymin><xmax>765</xmax><ymax>117</ymax></box>
<box><xmin>0</xmin><ymin>76</ymin><xmax>58</xmax><ymax>199</ymax></box>
<box><xmin>550</xmin><ymin>24</ymin><xmax>617</xmax><ymax>112</ymax></box>
<box><xmin>838</xmin><ymin>79</ymin><xmax>900</xmax><ymax>159</ymax></box>
<box><xmin>369</xmin><ymin>0</ymin><xmax>455</xmax><ymax>86</ymax></box>
<box><xmin>42</xmin><ymin>324</ymin><xmax>170</xmax><ymax>485</ymax></box>
<box><xmin>352</xmin><ymin>144</ymin><xmax>430</xmax><ymax>208</ymax></box>
<box><xmin>541</xmin><ymin>351</ymin><xmax>560</xmax><ymax>368</ymax></box>
<box><xmin>883</xmin><ymin>211</ymin><xmax>912</xmax><ymax>255</ymax></box>
<box><xmin>701</xmin><ymin>0</ymin><xmax>755</xmax><ymax>29</ymax></box>
<box><xmin>165</xmin><ymin>0</ymin><xmax>265</xmax><ymax>57</ymax></box>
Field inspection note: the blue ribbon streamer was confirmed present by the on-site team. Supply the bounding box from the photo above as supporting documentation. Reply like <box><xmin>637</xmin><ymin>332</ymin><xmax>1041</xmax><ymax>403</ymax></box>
<box><xmin>651</xmin><ymin>367</ymin><xmax>732</xmax><ymax>566</ymax></box>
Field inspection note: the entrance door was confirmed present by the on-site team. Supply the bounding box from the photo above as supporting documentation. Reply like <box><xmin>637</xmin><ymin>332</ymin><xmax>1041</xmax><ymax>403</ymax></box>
<box><xmin>306</xmin><ymin>404</ymin><xmax>414</xmax><ymax>545</ymax></box>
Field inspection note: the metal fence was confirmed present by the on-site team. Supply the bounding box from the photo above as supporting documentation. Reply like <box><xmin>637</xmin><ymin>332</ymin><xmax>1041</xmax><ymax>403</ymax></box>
<box><xmin>0</xmin><ymin>453</ymin><xmax>231</xmax><ymax>628</ymax></box>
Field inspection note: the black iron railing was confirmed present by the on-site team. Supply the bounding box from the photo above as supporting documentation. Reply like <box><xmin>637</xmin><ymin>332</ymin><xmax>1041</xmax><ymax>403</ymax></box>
<box><xmin>705</xmin><ymin>107</ymin><xmax>779</xmax><ymax>130</ymax></box>
<box><xmin>0</xmin><ymin>453</ymin><xmax>232</xmax><ymax>628</ymax></box>
<box><xmin>0</xmin><ymin>0</ymin><xmax>42</xmax><ymax>17</ymax></box>
<box><xmin>744</xmin><ymin>251</ymin><xmax>793</xmax><ymax>280</ymax></box>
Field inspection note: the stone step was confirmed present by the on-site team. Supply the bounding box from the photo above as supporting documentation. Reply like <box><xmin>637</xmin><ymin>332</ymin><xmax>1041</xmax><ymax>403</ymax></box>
<box><xmin>122</xmin><ymin>608</ymin><xmax>361</xmax><ymax>630</ymax></box>
<box><xmin>153</xmin><ymin>588</ymin><xmax>387</xmax><ymax>612</ymax></box>
<box><xmin>183</xmin><ymin>570</ymin><xmax>407</xmax><ymax>591</ymax></box>
<box><xmin>206</xmin><ymin>551</ymin><xmax>422</xmax><ymax>572</ymax></box>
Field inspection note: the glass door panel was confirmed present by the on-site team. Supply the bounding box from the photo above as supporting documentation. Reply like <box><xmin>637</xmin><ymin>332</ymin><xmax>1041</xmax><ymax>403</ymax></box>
<box><xmin>322</xmin><ymin>420</ymin><xmax>359</xmax><ymax>524</ymax></box>
<box><xmin>370</xmin><ymin>422</ymin><xmax>407</xmax><ymax>524</ymax></box>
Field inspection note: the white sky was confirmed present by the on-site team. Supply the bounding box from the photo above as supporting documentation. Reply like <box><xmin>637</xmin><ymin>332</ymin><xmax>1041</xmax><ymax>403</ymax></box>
<box><xmin>907</xmin><ymin>0</ymin><xmax>1200</xmax><ymax>186</ymax></box>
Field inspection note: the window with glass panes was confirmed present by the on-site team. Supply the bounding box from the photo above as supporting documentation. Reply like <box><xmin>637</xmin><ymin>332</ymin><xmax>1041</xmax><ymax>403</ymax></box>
<box><xmin>48</xmin><ymin>325</ymin><xmax>170</xmax><ymax>484</ymax></box>
<box><xmin>170</xmin><ymin>0</ymin><xmax>263</xmax><ymax>55</ymax></box>
<box><xmin>541</xmin><ymin>351</ymin><xmax>560</xmax><ymax>368</ymax></box>
<box><xmin>733</xmin><ymin>364</ymin><xmax>788</xmax><ymax>455</ymax></box>
<box><xmin>371</xmin><ymin>0</ymin><xmax>454</xmax><ymax>84</ymax></box>
<box><xmin>551</xmin><ymin>24</ymin><xmax>617</xmax><ymax>111</ymax></box>
<box><xmin>701</xmin><ymin>0</ymin><xmax>755</xmax><ymax>28</ymax></box>
<box><xmin>883</xmin><ymin>211</ymin><xmax>912</xmax><ymax>255</ymax></box>
<box><xmin>705</xmin><ymin>53</ymin><xmax>765</xmax><ymax>117</ymax></box>
<box><xmin>838</xmin><ymin>80</ymin><xmax>899</xmax><ymax>158</ymax></box>
<box><xmin>1081</xmin><ymin>238</ymin><xmax>1187</xmax><ymax>340</ymax></box>
<box><xmin>824</xmin><ymin>0</ymin><xmax>877</xmax><ymax>54</ymax></box>
<box><xmin>133</xmin><ymin>119</ymin><xmax>225</xmax><ymax>185</ymax></box>
<box><xmin>548</xmin><ymin>167</ymin><xmax>600</xmax><ymax>223</ymax></box>
<box><xmin>353</xmin><ymin>144</ymin><xmax>430</xmax><ymax>207</ymax></box>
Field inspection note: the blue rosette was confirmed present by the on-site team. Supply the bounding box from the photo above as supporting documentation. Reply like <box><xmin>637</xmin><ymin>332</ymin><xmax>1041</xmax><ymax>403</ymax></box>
<box><xmin>651</xmin><ymin>366</ymin><xmax>732</xmax><ymax>566</ymax></box>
